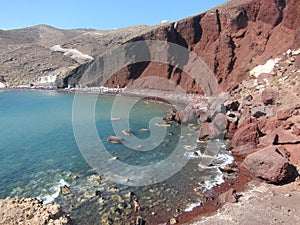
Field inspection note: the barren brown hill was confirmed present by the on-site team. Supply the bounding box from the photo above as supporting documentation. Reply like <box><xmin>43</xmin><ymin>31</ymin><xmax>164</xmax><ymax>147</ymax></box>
<box><xmin>0</xmin><ymin>24</ymin><xmax>149</xmax><ymax>86</ymax></box>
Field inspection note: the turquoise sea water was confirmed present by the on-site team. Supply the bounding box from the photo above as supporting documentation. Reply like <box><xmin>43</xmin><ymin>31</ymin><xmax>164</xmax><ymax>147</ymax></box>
<box><xmin>0</xmin><ymin>90</ymin><xmax>233</xmax><ymax>224</ymax></box>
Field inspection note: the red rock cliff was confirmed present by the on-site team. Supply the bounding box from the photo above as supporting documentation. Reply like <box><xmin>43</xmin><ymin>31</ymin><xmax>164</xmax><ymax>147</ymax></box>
<box><xmin>67</xmin><ymin>0</ymin><xmax>299</xmax><ymax>93</ymax></box>
<box><xmin>107</xmin><ymin>0</ymin><xmax>299</xmax><ymax>92</ymax></box>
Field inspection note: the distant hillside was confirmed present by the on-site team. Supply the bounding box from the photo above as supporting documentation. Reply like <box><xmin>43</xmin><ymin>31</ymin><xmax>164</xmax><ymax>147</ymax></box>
<box><xmin>0</xmin><ymin>24</ymin><xmax>150</xmax><ymax>86</ymax></box>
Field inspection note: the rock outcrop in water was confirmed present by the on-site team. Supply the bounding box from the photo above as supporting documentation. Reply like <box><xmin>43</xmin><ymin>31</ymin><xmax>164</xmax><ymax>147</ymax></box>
<box><xmin>0</xmin><ymin>197</ymin><xmax>71</xmax><ymax>225</ymax></box>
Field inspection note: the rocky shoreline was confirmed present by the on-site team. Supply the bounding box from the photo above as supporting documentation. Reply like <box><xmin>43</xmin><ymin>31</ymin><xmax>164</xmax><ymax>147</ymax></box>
<box><xmin>0</xmin><ymin>197</ymin><xmax>71</xmax><ymax>225</ymax></box>
<box><xmin>164</xmin><ymin>49</ymin><xmax>300</xmax><ymax>224</ymax></box>
<box><xmin>1</xmin><ymin>49</ymin><xmax>300</xmax><ymax>224</ymax></box>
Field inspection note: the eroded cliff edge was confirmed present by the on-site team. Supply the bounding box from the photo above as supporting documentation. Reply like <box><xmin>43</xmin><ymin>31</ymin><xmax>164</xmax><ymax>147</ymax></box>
<box><xmin>63</xmin><ymin>0</ymin><xmax>300</xmax><ymax>94</ymax></box>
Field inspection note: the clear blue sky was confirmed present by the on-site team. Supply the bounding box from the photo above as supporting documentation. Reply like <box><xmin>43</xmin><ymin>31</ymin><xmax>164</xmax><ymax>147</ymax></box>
<box><xmin>1</xmin><ymin>0</ymin><xmax>228</xmax><ymax>30</ymax></box>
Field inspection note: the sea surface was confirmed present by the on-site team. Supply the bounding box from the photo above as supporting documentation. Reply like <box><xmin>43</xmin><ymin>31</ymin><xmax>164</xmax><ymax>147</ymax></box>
<box><xmin>0</xmin><ymin>90</ymin><xmax>233</xmax><ymax>224</ymax></box>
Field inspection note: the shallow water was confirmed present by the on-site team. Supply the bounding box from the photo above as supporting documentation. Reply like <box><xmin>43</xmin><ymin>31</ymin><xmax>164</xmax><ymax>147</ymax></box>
<box><xmin>0</xmin><ymin>90</ymin><xmax>232</xmax><ymax>224</ymax></box>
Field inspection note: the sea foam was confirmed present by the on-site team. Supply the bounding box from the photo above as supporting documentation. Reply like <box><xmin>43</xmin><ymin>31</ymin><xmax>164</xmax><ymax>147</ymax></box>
<box><xmin>41</xmin><ymin>179</ymin><xmax>69</xmax><ymax>205</ymax></box>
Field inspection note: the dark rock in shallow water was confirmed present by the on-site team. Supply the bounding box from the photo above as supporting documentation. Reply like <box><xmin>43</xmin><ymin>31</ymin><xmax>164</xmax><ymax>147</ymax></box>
<box><xmin>122</xmin><ymin>129</ymin><xmax>133</xmax><ymax>136</ymax></box>
<box><xmin>61</xmin><ymin>185</ymin><xmax>71</xmax><ymax>194</ymax></box>
<box><xmin>107</xmin><ymin>136</ymin><xmax>125</xmax><ymax>143</ymax></box>
<box><xmin>198</xmin><ymin>122</ymin><xmax>221</xmax><ymax>141</ymax></box>
<box><xmin>95</xmin><ymin>190</ymin><xmax>102</xmax><ymax>197</ymax></box>
<box><xmin>212</xmin><ymin>113</ymin><xmax>228</xmax><ymax>132</ymax></box>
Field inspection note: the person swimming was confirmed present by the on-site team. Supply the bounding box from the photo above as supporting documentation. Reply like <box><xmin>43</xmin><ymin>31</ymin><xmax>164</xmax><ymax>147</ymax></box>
<box><xmin>133</xmin><ymin>197</ymin><xmax>141</xmax><ymax>212</ymax></box>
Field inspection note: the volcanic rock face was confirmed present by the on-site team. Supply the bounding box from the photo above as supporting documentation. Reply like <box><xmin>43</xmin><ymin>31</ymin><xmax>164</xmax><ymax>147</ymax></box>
<box><xmin>64</xmin><ymin>0</ymin><xmax>300</xmax><ymax>94</ymax></box>
<box><xmin>1</xmin><ymin>0</ymin><xmax>299</xmax><ymax>91</ymax></box>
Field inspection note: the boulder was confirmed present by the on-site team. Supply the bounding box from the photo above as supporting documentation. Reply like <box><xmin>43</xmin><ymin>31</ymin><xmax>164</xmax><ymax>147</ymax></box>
<box><xmin>226</xmin><ymin>111</ymin><xmax>240</xmax><ymax>123</ymax></box>
<box><xmin>198</xmin><ymin>123</ymin><xmax>221</xmax><ymax>141</ymax></box>
<box><xmin>282</xmin><ymin>120</ymin><xmax>294</xmax><ymax>130</ymax></box>
<box><xmin>242</xmin><ymin>146</ymin><xmax>298</xmax><ymax>184</ymax></box>
<box><xmin>243</xmin><ymin>94</ymin><xmax>253</xmax><ymax>106</ymax></box>
<box><xmin>198</xmin><ymin>113</ymin><xmax>228</xmax><ymax>141</ymax></box>
<box><xmin>261</xmin><ymin>89</ymin><xmax>278</xmax><ymax>105</ymax></box>
<box><xmin>258</xmin><ymin>117</ymin><xmax>281</xmax><ymax>135</ymax></box>
<box><xmin>273</xmin><ymin>128</ymin><xmax>300</xmax><ymax>144</ymax></box>
<box><xmin>292</xmin><ymin>125</ymin><xmax>300</xmax><ymax>135</ymax></box>
<box><xmin>170</xmin><ymin>218</ymin><xmax>178</xmax><ymax>224</ymax></box>
<box><xmin>279</xmin><ymin>144</ymin><xmax>300</xmax><ymax>165</ymax></box>
<box><xmin>232</xmin><ymin>122</ymin><xmax>260</xmax><ymax>147</ymax></box>
<box><xmin>107</xmin><ymin>136</ymin><xmax>125</xmax><ymax>143</ymax></box>
<box><xmin>259</xmin><ymin>128</ymin><xmax>300</xmax><ymax>146</ymax></box>
<box><xmin>217</xmin><ymin>188</ymin><xmax>238</xmax><ymax>205</ymax></box>
<box><xmin>212</xmin><ymin>113</ymin><xmax>228</xmax><ymax>132</ymax></box>
<box><xmin>277</xmin><ymin>109</ymin><xmax>292</xmax><ymax>120</ymax></box>
<box><xmin>198</xmin><ymin>111</ymin><xmax>210</xmax><ymax>124</ymax></box>
<box><xmin>258</xmin><ymin>132</ymin><xmax>277</xmax><ymax>148</ymax></box>
<box><xmin>251</xmin><ymin>106</ymin><xmax>274</xmax><ymax>118</ymax></box>
<box><xmin>163</xmin><ymin>108</ymin><xmax>177</xmax><ymax>122</ymax></box>
<box><xmin>122</xmin><ymin>129</ymin><xmax>133</xmax><ymax>136</ymax></box>
<box><xmin>60</xmin><ymin>185</ymin><xmax>71</xmax><ymax>194</ymax></box>
<box><xmin>238</xmin><ymin>117</ymin><xmax>257</xmax><ymax>129</ymax></box>
<box><xmin>175</xmin><ymin>106</ymin><xmax>198</xmax><ymax>125</ymax></box>
<box><xmin>231</xmin><ymin>143</ymin><xmax>257</xmax><ymax>157</ymax></box>
<box><xmin>225</xmin><ymin>122</ymin><xmax>237</xmax><ymax>139</ymax></box>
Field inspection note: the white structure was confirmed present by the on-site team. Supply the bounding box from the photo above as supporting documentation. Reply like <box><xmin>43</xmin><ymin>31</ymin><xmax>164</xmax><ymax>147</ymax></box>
<box><xmin>161</xmin><ymin>20</ymin><xmax>169</xmax><ymax>24</ymax></box>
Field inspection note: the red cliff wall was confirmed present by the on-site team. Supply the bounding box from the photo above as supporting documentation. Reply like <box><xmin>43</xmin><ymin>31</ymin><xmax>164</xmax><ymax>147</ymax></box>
<box><xmin>104</xmin><ymin>0</ymin><xmax>300</xmax><ymax>93</ymax></box>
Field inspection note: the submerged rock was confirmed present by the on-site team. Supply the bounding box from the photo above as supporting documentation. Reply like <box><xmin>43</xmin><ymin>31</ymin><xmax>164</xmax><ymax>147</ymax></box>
<box><xmin>107</xmin><ymin>136</ymin><xmax>125</xmax><ymax>143</ymax></box>
<box><xmin>60</xmin><ymin>185</ymin><xmax>71</xmax><ymax>194</ymax></box>
<box><xmin>122</xmin><ymin>129</ymin><xmax>133</xmax><ymax>136</ymax></box>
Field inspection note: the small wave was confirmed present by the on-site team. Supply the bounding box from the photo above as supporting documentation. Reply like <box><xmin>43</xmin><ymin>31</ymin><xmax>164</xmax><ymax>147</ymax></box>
<box><xmin>201</xmin><ymin>173</ymin><xmax>224</xmax><ymax>190</ymax></box>
<box><xmin>197</xmin><ymin>151</ymin><xmax>234</xmax><ymax>191</ymax></box>
<box><xmin>40</xmin><ymin>179</ymin><xmax>69</xmax><ymax>205</ymax></box>
<box><xmin>215</xmin><ymin>153</ymin><xmax>234</xmax><ymax>168</ymax></box>
<box><xmin>184</xmin><ymin>201</ymin><xmax>202</xmax><ymax>212</ymax></box>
